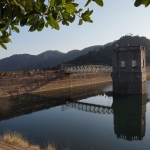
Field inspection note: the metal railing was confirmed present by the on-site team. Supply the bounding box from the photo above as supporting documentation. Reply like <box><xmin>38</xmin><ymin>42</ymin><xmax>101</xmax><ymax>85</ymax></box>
<box><xmin>63</xmin><ymin>65</ymin><xmax>112</xmax><ymax>73</ymax></box>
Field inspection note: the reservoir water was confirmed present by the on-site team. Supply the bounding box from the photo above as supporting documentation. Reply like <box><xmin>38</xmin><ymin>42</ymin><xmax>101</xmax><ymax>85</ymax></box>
<box><xmin>0</xmin><ymin>81</ymin><xmax>150</xmax><ymax>150</ymax></box>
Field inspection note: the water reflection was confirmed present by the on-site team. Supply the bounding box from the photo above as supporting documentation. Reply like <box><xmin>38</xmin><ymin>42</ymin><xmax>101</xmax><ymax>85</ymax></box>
<box><xmin>63</xmin><ymin>93</ymin><xmax>147</xmax><ymax>141</ymax></box>
<box><xmin>0</xmin><ymin>81</ymin><xmax>150</xmax><ymax>149</ymax></box>
<box><xmin>0</xmin><ymin>82</ymin><xmax>112</xmax><ymax>121</ymax></box>
<box><xmin>112</xmin><ymin>94</ymin><xmax>146</xmax><ymax>141</ymax></box>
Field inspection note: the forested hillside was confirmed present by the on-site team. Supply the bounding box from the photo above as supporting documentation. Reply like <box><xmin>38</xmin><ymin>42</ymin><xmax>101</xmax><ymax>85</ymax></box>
<box><xmin>0</xmin><ymin>46</ymin><xmax>102</xmax><ymax>71</ymax></box>
<box><xmin>0</xmin><ymin>35</ymin><xmax>150</xmax><ymax>71</ymax></box>
<box><xmin>67</xmin><ymin>36</ymin><xmax>150</xmax><ymax>66</ymax></box>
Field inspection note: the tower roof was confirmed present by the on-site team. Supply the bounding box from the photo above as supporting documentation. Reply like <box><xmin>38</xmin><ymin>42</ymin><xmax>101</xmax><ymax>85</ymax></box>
<box><xmin>114</xmin><ymin>45</ymin><xmax>145</xmax><ymax>51</ymax></box>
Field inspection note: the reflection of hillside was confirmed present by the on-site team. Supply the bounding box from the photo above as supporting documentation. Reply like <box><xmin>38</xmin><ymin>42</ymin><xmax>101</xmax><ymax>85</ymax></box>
<box><xmin>112</xmin><ymin>94</ymin><xmax>146</xmax><ymax>141</ymax></box>
<box><xmin>0</xmin><ymin>82</ymin><xmax>111</xmax><ymax>121</ymax></box>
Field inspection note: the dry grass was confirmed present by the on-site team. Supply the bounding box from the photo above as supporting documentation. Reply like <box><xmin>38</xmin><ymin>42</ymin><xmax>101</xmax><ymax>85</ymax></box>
<box><xmin>45</xmin><ymin>143</ymin><xmax>70</xmax><ymax>150</ymax></box>
<box><xmin>3</xmin><ymin>131</ymin><xmax>29</xmax><ymax>147</ymax></box>
<box><xmin>2</xmin><ymin>131</ymin><xmax>40</xmax><ymax>149</ymax></box>
<box><xmin>2</xmin><ymin>131</ymin><xmax>69</xmax><ymax>150</ymax></box>
<box><xmin>46</xmin><ymin>143</ymin><xmax>57</xmax><ymax>150</ymax></box>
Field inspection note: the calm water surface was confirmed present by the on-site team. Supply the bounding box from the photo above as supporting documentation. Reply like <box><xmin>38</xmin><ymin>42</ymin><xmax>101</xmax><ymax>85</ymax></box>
<box><xmin>0</xmin><ymin>81</ymin><xmax>150</xmax><ymax>150</ymax></box>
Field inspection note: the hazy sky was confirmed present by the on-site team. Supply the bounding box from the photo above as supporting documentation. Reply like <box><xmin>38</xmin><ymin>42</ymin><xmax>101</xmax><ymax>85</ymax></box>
<box><xmin>1</xmin><ymin>0</ymin><xmax>150</xmax><ymax>60</ymax></box>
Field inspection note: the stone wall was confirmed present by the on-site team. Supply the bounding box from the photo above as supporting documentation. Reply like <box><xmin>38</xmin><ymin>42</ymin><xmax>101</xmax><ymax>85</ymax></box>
<box><xmin>147</xmin><ymin>68</ymin><xmax>150</xmax><ymax>80</ymax></box>
<box><xmin>0</xmin><ymin>82</ymin><xmax>112</xmax><ymax>121</ymax></box>
<box><xmin>0</xmin><ymin>72</ymin><xmax>111</xmax><ymax>97</ymax></box>
<box><xmin>0</xmin><ymin>68</ymin><xmax>150</xmax><ymax>98</ymax></box>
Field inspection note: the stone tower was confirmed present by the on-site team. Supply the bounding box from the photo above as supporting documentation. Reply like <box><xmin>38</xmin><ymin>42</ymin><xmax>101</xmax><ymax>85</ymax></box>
<box><xmin>112</xmin><ymin>46</ymin><xmax>146</xmax><ymax>94</ymax></box>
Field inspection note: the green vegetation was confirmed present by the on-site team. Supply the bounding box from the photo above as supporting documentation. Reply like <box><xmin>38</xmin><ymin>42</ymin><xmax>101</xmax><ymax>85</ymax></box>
<box><xmin>134</xmin><ymin>0</ymin><xmax>150</xmax><ymax>7</ymax></box>
<box><xmin>0</xmin><ymin>0</ymin><xmax>150</xmax><ymax>49</ymax></box>
<box><xmin>0</xmin><ymin>0</ymin><xmax>103</xmax><ymax>49</ymax></box>
<box><xmin>66</xmin><ymin>36</ymin><xmax>150</xmax><ymax>66</ymax></box>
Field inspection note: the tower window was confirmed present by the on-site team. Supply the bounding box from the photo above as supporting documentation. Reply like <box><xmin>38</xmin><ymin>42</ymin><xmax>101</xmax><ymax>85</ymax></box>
<box><xmin>132</xmin><ymin>60</ymin><xmax>137</xmax><ymax>67</ymax></box>
<box><xmin>142</xmin><ymin>59</ymin><xmax>144</xmax><ymax>67</ymax></box>
<box><xmin>121</xmin><ymin>60</ymin><xmax>125</xmax><ymax>67</ymax></box>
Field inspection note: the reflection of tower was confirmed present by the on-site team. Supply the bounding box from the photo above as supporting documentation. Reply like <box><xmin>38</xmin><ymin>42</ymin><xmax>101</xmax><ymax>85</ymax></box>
<box><xmin>112</xmin><ymin>94</ymin><xmax>146</xmax><ymax>141</ymax></box>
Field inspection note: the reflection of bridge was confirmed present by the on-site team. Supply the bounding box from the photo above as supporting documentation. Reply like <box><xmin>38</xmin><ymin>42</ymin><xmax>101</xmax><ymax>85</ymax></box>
<box><xmin>62</xmin><ymin>94</ymin><xmax>150</xmax><ymax>115</ymax></box>
<box><xmin>63</xmin><ymin>65</ymin><xmax>112</xmax><ymax>73</ymax></box>
<box><xmin>0</xmin><ymin>83</ymin><xmax>111</xmax><ymax>121</ymax></box>
<box><xmin>62</xmin><ymin>101</ymin><xmax>113</xmax><ymax>114</ymax></box>
<box><xmin>62</xmin><ymin>94</ymin><xmax>148</xmax><ymax>141</ymax></box>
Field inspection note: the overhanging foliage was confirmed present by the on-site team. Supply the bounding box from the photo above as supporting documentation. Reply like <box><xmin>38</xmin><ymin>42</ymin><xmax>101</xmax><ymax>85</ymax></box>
<box><xmin>0</xmin><ymin>0</ymin><xmax>149</xmax><ymax>49</ymax></box>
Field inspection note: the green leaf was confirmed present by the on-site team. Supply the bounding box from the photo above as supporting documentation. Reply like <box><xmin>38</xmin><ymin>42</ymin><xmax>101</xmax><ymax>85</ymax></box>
<box><xmin>20</xmin><ymin>18</ymin><xmax>28</xmax><ymax>26</ymax></box>
<box><xmin>83</xmin><ymin>9</ymin><xmax>93</xmax><ymax>16</ymax></box>
<box><xmin>68</xmin><ymin>15</ymin><xmax>75</xmax><ymax>23</ymax></box>
<box><xmin>145</xmin><ymin>2</ymin><xmax>150</xmax><ymax>7</ymax></box>
<box><xmin>3</xmin><ymin>38</ymin><xmax>12</xmax><ymax>43</ymax></box>
<box><xmin>62</xmin><ymin>11</ymin><xmax>69</xmax><ymax>19</ymax></box>
<box><xmin>141</xmin><ymin>0</ymin><xmax>149</xmax><ymax>4</ymax></box>
<box><xmin>62</xmin><ymin>20</ymin><xmax>69</xmax><ymax>26</ymax></box>
<box><xmin>134</xmin><ymin>0</ymin><xmax>142</xmax><ymax>7</ymax></box>
<box><xmin>46</xmin><ymin>15</ymin><xmax>55</xmax><ymax>28</ymax></box>
<box><xmin>18</xmin><ymin>3</ymin><xmax>25</xmax><ymax>11</ymax></box>
<box><xmin>64</xmin><ymin>4</ymin><xmax>76</xmax><ymax>13</ymax></box>
<box><xmin>95</xmin><ymin>0</ymin><xmax>104</xmax><ymax>7</ymax></box>
<box><xmin>29</xmin><ymin>24</ymin><xmax>38</xmax><ymax>32</ymax></box>
<box><xmin>29</xmin><ymin>15</ymin><xmax>39</xmax><ymax>25</ymax></box>
<box><xmin>2</xmin><ymin>20</ymin><xmax>11</xmax><ymax>31</ymax></box>
<box><xmin>81</xmin><ymin>9</ymin><xmax>92</xmax><ymax>22</ymax></box>
<box><xmin>72</xmin><ymin>3</ymin><xmax>79</xmax><ymax>7</ymax></box>
<box><xmin>15</xmin><ymin>7</ymin><xmax>22</xmax><ymax>19</ymax></box>
<box><xmin>89</xmin><ymin>20</ymin><xmax>93</xmax><ymax>23</ymax></box>
<box><xmin>85</xmin><ymin>0</ymin><xmax>91</xmax><ymax>7</ymax></box>
<box><xmin>0</xmin><ymin>43</ymin><xmax>7</xmax><ymax>50</ymax></box>
<box><xmin>78</xmin><ymin>19</ymin><xmax>83</xmax><ymax>25</ymax></box>
<box><xmin>46</xmin><ymin>15</ymin><xmax>59</xmax><ymax>30</ymax></box>
<box><xmin>35</xmin><ymin>2</ymin><xmax>41</xmax><ymax>10</ymax></box>
<box><xmin>77</xmin><ymin>8</ymin><xmax>83</xmax><ymax>13</ymax></box>
<box><xmin>62</xmin><ymin>0</ymin><xmax>65</xmax><ymax>5</ymax></box>
<box><xmin>82</xmin><ymin>15</ymin><xmax>91</xmax><ymax>22</ymax></box>
<box><xmin>45</xmin><ymin>22</ymin><xmax>49</xmax><ymax>28</ymax></box>
<box><xmin>13</xmin><ymin>26</ymin><xmax>20</xmax><ymax>33</ymax></box>
<box><xmin>50</xmin><ymin>0</ymin><xmax>55</xmax><ymax>8</ymax></box>
<box><xmin>37</xmin><ymin>17</ymin><xmax>45</xmax><ymax>31</ymax></box>
<box><xmin>3</xmin><ymin>7</ymin><xmax>10</xmax><ymax>19</ymax></box>
<box><xmin>53</xmin><ymin>20</ymin><xmax>60</xmax><ymax>30</ymax></box>
<box><xmin>89</xmin><ymin>10</ymin><xmax>93</xmax><ymax>15</ymax></box>
<box><xmin>0</xmin><ymin>24</ymin><xmax>5</xmax><ymax>29</ymax></box>
<box><xmin>52</xmin><ymin>10</ymin><xmax>57</xmax><ymax>20</ymax></box>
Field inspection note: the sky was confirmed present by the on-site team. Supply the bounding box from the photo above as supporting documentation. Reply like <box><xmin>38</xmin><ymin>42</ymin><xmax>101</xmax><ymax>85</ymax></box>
<box><xmin>1</xmin><ymin>0</ymin><xmax>150</xmax><ymax>60</ymax></box>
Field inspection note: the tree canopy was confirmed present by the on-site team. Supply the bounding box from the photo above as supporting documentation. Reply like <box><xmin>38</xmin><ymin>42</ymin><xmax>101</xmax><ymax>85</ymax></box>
<box><xmin>0</xmin><ymin>0</ymin><xmax>149</xmax><ymax>49</ymax></box>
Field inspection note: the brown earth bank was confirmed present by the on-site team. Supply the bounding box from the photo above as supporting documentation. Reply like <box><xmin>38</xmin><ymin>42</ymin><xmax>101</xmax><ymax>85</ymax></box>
<box><xmin>0</xmin><ymin>82</ymin><xmax>112</xmax><ymax>122</ymax></box>
<box><xmin>0</xmin><ymin>71</ymin><xmax>111</xmax><ymax>97</ymax></box>
<box><xmin>0</xmin><ymin>68</ymin><xmax>150</xmax><ymax>98</ymax></box>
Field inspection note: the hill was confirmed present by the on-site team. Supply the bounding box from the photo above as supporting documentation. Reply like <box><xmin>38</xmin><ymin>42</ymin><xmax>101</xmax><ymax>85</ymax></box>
<box><xmin>67</xmin><ymin>36</ymin><xmax>150</xmax><ymax>66</ymax></box>
<box><xmin>0</xmin><ymin>46</ymin><xmax>103</xmax><ymax>71</ymax></box>
<box><xmin>0</xmin><ymin>35</ymin><xmax>150</xmax><ymax>71</ymax></box>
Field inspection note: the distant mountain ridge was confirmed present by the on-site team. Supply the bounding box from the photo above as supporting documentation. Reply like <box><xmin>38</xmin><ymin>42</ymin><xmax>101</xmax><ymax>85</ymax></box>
<box><xmin>0</xmin><ymin>45</ymin><xmax>103</xmax><ymax>71</ymax></box>
<box><xmin>0</xmin><ymin>35</ymin><xmax>150</xmax><ymax>71</ymax></box>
